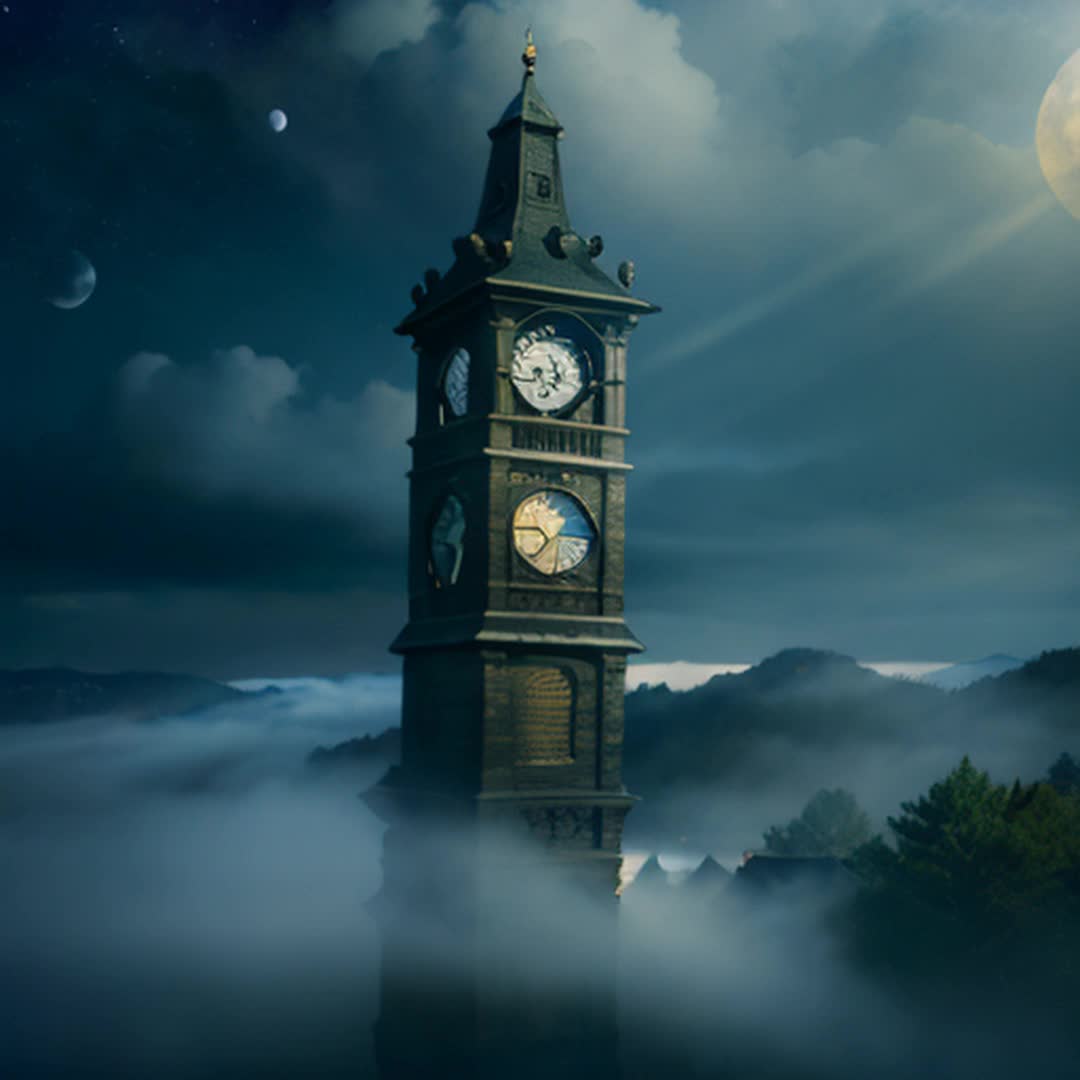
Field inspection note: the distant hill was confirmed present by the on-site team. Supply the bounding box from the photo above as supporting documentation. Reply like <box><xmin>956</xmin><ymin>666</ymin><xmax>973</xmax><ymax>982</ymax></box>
<box><xmin>624</xmin><ymin>647</ymin><xmax>945</xmax><ymax>779</ymax></box>
<box><xmin>0</xmin><ymin>667</ymin><xmax>245</xmax><ymax>725</ymax></box>
<box><xmin>307</xmin><ymin>728</ymin><xmax>401</xmax><ymax>771</ymax></box>
<box><xmin>987</xmin><ymin>647</ymin><xmax>1080</xmax><ymax>690</ymax></box>
<box><xmin>918</xmin><ymin>654</ymin><xmax>1025</xmax><ymax>690</ymax></box>
<box><xmin>960</xmin><ymin>647</ymin><xmax>1080</xmax><ymax>731</ymax></box>
<box><xmin>622</xmin><ymin>646</ymin><xmax>1080</xmax><ymax>846</ymax></box>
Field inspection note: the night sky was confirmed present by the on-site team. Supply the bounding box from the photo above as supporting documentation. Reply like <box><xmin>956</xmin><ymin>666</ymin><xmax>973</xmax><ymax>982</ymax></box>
<box><xmin>4</xmin><ymin>0</ymin><xmax>1080</xmax><ymax>678</ymax></box>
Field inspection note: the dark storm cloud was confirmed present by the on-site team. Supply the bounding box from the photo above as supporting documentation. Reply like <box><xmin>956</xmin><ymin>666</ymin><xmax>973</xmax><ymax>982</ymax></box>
<box><xmin>4</xmin><ymin>0</ymin><xmax>1080</xmax><ymax>672</ymax></box>
<box><xmin>0</xmin><ymin>342</ymin><xmax>411</xmax><ymax>674</ymax></box>
<box><xmin>2</xmin><ymin>346</ymin><xmax>409</xmax><ymax>591</ymax></box>
<box><xmin>1</xmin><ymin>588</ymin><xmax>407</xmax><ymax>679</ymax></box>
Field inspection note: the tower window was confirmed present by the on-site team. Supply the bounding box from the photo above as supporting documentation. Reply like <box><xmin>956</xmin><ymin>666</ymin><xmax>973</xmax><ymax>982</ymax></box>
<box><xmin>512</xmin><ymin>666</ymin><xmax>574</xmax><ymax>765</ymax></box>
<box><xmin>530</xmin><ymin>172</ymin><xmax>552</xmax><ymax>200</ymax></box>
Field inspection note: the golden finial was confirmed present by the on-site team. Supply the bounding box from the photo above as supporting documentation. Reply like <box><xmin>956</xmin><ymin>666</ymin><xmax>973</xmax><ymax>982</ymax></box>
<box><xmin>522</xmin><ymin>27</ymin><xmax>537</xmax><ymax>74</ymax></box>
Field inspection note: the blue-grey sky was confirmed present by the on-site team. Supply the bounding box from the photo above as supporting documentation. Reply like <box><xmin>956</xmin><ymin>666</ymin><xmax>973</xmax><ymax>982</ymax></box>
<box><xmin>3</xmin><ymin>0</ymin><xmax>1080</xmax><ymax>676</ymax></box>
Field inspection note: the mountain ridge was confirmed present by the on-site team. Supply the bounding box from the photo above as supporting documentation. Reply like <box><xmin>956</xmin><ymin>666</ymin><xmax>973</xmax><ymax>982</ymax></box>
<box><xmin>917</xmin><ymin>654</ymin><xmax>1025</xmax><ymax>690</ymax></box>
<box><xmin>0</xmin><ymin>667</ymin><xmax>246</xmax><ymax>725</ymax></box>
<box><xmin>621</xmin><ymin>645</ymin><xmax>1080</xmax><ymax>845</ymax></box>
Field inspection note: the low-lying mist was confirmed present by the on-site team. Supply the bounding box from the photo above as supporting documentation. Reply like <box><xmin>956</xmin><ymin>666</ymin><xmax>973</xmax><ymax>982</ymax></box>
<box><xmin>2</xmin><ymin>667</ymin><xmax>1076</xmax><ymax>1078</ymax></box>
<box><xmin>1</xmin><ymin>680</ymin><xmax>389</xmax><ymax>1079</ymax></box>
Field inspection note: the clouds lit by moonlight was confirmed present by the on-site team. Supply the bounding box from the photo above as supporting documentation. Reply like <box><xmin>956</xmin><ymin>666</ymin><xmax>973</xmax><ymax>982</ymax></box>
<box><xmin>1037</xmin><ymin>49</ymin><xmax>1080</xmax><ymax>220</ymax></box>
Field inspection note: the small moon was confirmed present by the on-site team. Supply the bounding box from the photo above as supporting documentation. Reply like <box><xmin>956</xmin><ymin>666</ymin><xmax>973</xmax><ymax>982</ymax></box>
<box><xmin>1037</xmin><ymin>50</ymin><xmax>1080</xmax><ymax>219</ymax></box>
<box><xmin>268</xmin><ymin>108</ymin><xmax>288</xmax><ymax>134</ymax></box>
<box><xmin>46</xmin><ymin>249</ymin><xmax>97</xmax><ymax>310</ymax></box>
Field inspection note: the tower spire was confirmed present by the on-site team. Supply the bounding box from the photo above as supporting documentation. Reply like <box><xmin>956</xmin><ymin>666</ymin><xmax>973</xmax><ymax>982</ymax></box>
<box><xmin>522</xmin><ymin>27</ymin><xmax>537</xmax><ymax>75</ymax></box>
<box><xmin>396</xmin><ymin>32</ymin><xmax>657</xmax><ymax>334</ymax></box>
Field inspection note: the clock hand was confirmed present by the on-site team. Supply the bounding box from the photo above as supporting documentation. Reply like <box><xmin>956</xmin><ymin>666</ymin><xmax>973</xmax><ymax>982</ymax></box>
<box><xmin>533</xmin><ymin>365</ymin><xmax>553</xmax><ymax>396</ymax></box>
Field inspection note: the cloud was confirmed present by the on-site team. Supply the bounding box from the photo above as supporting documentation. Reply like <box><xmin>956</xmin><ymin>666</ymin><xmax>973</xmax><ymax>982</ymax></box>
<box><xmin>627</xmin><ymin>661</ymin><xmax>752</xmax><ymax>691</ymax></box>
<box><xmin>224</xmin><ymin>672</ymin><xmax>402</xmax><ymax>730</ymax></box>
<box><xmin>0</xmin><ymin>348</ymin><xmax>413</xmax><ymax>673</ymax></box>
<box><xmin>6</xmin><ymin>0</ymin><xmax>1080</xmax><ymax>671</ymax></box>
<box><xmin>116</xmin><ymin>345</ymin><xmax>412</xmax><ymax>515</ymax></box>
<box><xmin>625</xmin><ymin>658</ymin><xmax>954</xmax><ymax>691</ymax></box>
<box><xmin>2</xmin><ymin>588</ymin><xmax>407</xmax><ymax>679</ymax></box>
<box><xmin>332</xmin><ymin>0</ymin><xmax>440</xmax><ymax>67</ymax></box>
<box><xmin>675</xmin><ymin>0</ymin><xmax>1080</xmax><ymax>149</ymax></box>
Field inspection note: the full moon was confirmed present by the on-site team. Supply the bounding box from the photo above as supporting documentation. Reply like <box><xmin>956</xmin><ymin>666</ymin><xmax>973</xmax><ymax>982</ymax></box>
<box><xmin>1037</xmin><ymin>50</ymin><xmax>1080</xmax><ymax>219</ymax></box>
<box><xmin>45</xmin><ymin>249</ymin><xmax>97</xmax><ymax>310</ymax></box>
<box><xmin>268</xmin><ymin>108</ymin><xmax>288</xmax><ymax>133</ymax></box>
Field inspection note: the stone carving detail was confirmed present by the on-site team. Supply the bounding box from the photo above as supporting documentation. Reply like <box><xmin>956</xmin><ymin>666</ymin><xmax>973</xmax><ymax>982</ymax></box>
<box><xmin>510</xmin><ymin>469</ymin><xmax>554</xmax><ymax>485</ymax></box>
<box><xmin>508</xmin><ymin>588</ymin><xmax>594</xmax><ymax>614</ymax></box>
<box><xmin>512</xmin><ymin>424</ymin><xmax>602</xmax><ymax>458</ymax></box>
<box><xmin>602</xmin><ymin>807</ymin><xmax>630</xmax><ymax>849</ymax></box>
<box><xmin>521</xmin><ymin>806</ymin><xmax>594</xmax><ymax>848</ymax></box>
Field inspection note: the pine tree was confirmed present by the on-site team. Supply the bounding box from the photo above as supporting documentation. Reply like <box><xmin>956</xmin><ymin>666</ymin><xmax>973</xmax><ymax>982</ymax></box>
<box><xmin>1048</xmin><ymin>751</ymin><xmax>1080</xmax><ymax>796</ymax></box>
<box><xmin>763</xmin><ymin>788</ymin><xmax>872</xmax><ymax>858</ymax></box>
<box><xmin>885</xmin><ymin>756</ymin><xmax>1012</xmax><ymax>924</ymax></box>
<box><xmin>848</xmin><ymin>757</ymin><xmax>1080</xmax><ymax>989</ymax></box>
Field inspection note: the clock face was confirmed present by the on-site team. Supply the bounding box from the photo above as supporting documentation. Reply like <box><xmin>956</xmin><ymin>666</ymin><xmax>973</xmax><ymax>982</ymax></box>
<box><xmin>512</xmin><ymin>490</ymin><xmax>596</xmax><ymax>575</ymax></box>
<box><xmin>511</xmin><ymin>327</ymin><xmax>588</xmax><ymax>414</ymax></box>
<box><xmin>442</xmin><ymin>347</ymin><xmax>470</xmax><ymax>418</ymax></box>
<box><xmin>430</xmin><ymin>494</ymin><xmax>465</xmax><ymax>586</ymax></box>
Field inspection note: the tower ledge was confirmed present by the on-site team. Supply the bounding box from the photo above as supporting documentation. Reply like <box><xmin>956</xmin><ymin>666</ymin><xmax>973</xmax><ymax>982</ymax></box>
<box><xmin>390</xmin><ymin>611</ymin><xmax>644</xmax><ymax>654</ymax></box>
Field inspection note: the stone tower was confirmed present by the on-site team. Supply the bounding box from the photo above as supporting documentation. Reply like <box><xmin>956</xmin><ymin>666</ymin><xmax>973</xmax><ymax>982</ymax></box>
<box><xmin>370</xmin><ymin>33</ymin><xmax>658</xmax><ymax>1080</ymax></box>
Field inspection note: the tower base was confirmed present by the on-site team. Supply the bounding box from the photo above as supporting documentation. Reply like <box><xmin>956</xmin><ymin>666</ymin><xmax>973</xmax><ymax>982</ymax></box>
<box><xmin>370</xmin><ymin>803</ymin><xmax>626</xmax><ymax>1080</ymax></box>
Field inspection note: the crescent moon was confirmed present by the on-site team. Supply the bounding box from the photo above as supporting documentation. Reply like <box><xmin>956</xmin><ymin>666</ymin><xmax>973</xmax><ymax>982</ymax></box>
<box><xmin>47</xmin><ymin>249</ymin><xmax>97</xmax><ymax>310</ymax></box>
<box><xmin>1036</xmin><ymin>49</ymin><xmax>1080</xmax><ymax>220</ymax></box>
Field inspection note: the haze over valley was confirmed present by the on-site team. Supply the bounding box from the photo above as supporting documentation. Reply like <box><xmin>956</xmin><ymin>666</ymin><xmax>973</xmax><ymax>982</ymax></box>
<box><xmin>4</xmin><ymin>646</ymin><xmax>1078</xmax><ymax>1077</ymax></box>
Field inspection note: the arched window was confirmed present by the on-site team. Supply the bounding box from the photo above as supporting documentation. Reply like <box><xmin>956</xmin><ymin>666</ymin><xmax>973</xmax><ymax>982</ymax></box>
<box><xmin>512</xmin><ymin>666</ymin><xmax>574</xmax><ymax>765</ymax></box>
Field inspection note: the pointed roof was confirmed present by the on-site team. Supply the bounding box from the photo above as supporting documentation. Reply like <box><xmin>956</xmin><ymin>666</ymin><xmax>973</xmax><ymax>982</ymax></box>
<box><xmin>397</xmin><ymin>34</ymin><xmax>657</xmax><ymax>334</ymax></box>
<box><xmin>491</xmin><ymin>78</ymin><xmax>562</xmax><ymax>135</ymax></box>
<box><xmin>625</xmin><ymin>854</ymin><xmax>671</xmax><ymax>895</ymax></box>
<box><xmin>491</xmin><ymin>25</ymin><xmax>561</xmax><ymax>135</ymax></box>
<box><xmin>685</xmin><ymin>854</ymin><xmax>732</xmax><ymax>893</ymax></box>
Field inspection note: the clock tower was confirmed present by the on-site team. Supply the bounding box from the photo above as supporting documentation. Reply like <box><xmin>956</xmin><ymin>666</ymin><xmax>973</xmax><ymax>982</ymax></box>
<box><xmin>370</xmin><ymin>33</ymin><xmax>658</xmax><ymax>1079</ymax></box>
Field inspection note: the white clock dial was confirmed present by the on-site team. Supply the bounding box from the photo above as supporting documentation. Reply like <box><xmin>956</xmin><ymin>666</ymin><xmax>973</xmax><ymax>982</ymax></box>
<box><xmin>442</xmin><ymin>348</ymin><xmax>470</xmax><ymax>418</ymax></box>
<box><xmin>511</xmin><ymin>331</ymin><xmax>587</xmax><ymax>414</ymax></box>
